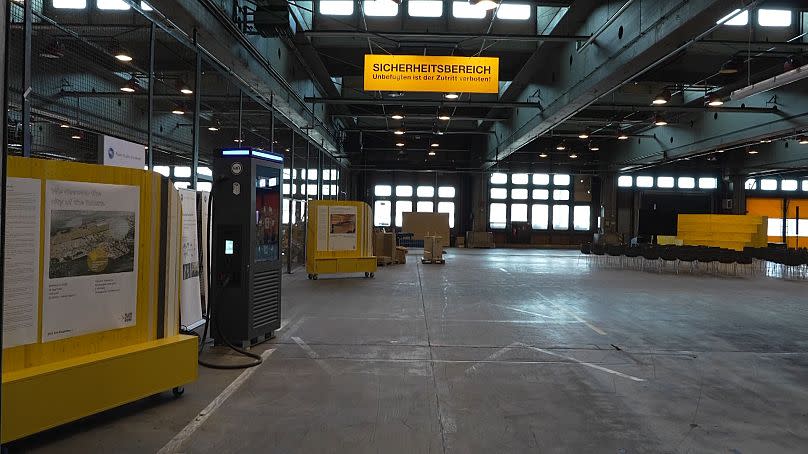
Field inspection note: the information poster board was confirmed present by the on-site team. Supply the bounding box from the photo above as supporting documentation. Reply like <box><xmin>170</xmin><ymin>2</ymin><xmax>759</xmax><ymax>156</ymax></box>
<box><xmin>42</xmin><ymin>181</ymin><xmax>140</xmax><ymax>341</ymax></box>
<box><xmin>328</xmin><ymin>205</ymin><xmax>357</xmax><ymax>251</ymax></box>
<box><xmin>100</xmin><ymin>135</ymin><xmax>146</xmax><ymax>169</ymax></box>
<box><xmin>3</xmin><ymin>177</ymin><xmax>41</xmax><ymax>347</ymax></box>
<box><xmin>178</xmin><ymin>188</ymin><xmax>203</xmax><ymax>329</ymax></box>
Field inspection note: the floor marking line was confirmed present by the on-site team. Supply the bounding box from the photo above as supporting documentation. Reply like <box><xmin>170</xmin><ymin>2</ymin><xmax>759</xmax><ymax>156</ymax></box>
<box><xmin>502</xmin><ymin>306</ymin><xmax>554</xmax><ymax>319</ymax></box>
<box><xmin>277</xmin><ymin>316</ymin><xmax>306</xmax><ymax>337</ymax></box>
<box><xmin>292</xmin><ymin>336</ymin><xmax>337</xmax><ymax>375</ymax></box>
<box><xmin>156</xmin><ymin>348</ymin><xmax>276</xmax><ymax>454</ymax></box>
<box><xmin>569</xmin><ymin>314</ymin><xmax>608</xmax><ymax>335</ymax></box>
<box><xmin>517</xmin><ymin>343</ymin><xmax>645</xmax><ymax>382</ymax></box>
<box><xmin>465</xmin><ymin>342</ymin><xmax>521</xmax><ymax>374</ymax></box>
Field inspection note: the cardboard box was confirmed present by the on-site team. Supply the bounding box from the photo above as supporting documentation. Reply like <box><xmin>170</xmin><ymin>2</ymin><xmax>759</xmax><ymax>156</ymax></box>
<box><xmin>402</xmin><ymin>212</ymin><xmax>450</xmax><ymax>247</ymax></box>
<box><xmin>424</xmin><ymin>235</ymin><xmax>444</xmax><ymax>261</ymax></box>
<box><xmin>395</xmin><ymin>246</ymin><xmax>407</xmax><ymax>264</ymax></box>
<box><xmin>374</xmin><ymin>231</ymin><xmax>396</xmax><ymax>258</ymax></box>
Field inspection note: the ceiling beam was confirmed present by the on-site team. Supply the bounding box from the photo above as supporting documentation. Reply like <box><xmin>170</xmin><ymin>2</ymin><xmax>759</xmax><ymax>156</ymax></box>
<box><xmin>584</xmin><ymin>105</ymin><xmax>780</xmax><ymax>114</ymax></box>
<box><xmin>303</xmin><ymin>31</ymin><xmax>588</xmax><ymax>43</ymax></box>
<box><xmin>331</xmin><ymin>113</ymin><xmax>510</xmax><ymax>121</ymax></box>
<box><xmin>305</xmin><ymin>97</ymin><xmax>540</xmax><ymax>109</ymax></box>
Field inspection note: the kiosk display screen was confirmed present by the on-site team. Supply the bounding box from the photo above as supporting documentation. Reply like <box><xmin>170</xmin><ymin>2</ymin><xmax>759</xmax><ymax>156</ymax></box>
<box><xmin>255</xmin><ymin>165</ymin><xmax>281</xmax><ymax>262</ymax></box>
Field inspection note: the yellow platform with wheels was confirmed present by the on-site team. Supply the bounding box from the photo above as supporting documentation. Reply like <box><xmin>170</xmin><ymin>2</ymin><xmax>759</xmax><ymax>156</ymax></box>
<box><xmin>676</xmin><ymin>214</ymin><xmax>768</xmax><ymax>251</ymax></box>
<box><xmin>305</xmin><ymin>200</ymin><xmax>377</xmax><ymax>279</ymax></box>
<box><xmin>2</xmin><ymin>157</ymin><xmax>197</xmax><ymax>443</ymax></box>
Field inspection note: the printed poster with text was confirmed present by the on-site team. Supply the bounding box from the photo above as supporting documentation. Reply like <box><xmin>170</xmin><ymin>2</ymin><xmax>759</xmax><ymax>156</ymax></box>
<box><xmin>328</xmin><ymin>205</ymin><xmax>357</xmax><ymax>251</ymax></box>
<box><xmin>42</xmin><ymin>181</ymin><xmax>140</xmax><ymax>341</ymax></box>
<box><xmin>178</xmin><ymin>188</ymin><xmax>203</xmax><ymax>329</ymax></box>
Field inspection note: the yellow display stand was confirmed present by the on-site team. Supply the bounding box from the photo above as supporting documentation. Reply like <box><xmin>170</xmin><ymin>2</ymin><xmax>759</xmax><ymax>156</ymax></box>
<box><xmin>2</xmin><ymin>157</ymin><xmax>197</xmax><ymax>443</ymax></box>
<box><xmin>305</xmin><ymin>200</ymin><xmax>377</xmax><ymax>279</ymax></box>
<box><xmin>676</xmin><ymin>214</ymin><xmax>768</xmax><ymax>251</ymax></box>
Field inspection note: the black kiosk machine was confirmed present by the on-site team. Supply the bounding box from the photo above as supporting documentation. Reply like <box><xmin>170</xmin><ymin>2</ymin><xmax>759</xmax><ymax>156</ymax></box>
<box><xmin>212</xmin><ymin>147</ymin><xmax>283</xmax><ymax>347</ymax></box>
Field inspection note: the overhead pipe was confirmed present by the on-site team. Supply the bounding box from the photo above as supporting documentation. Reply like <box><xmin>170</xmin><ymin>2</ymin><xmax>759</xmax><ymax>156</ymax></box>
<box><xmin>577</xmin><ymin>0</ymin><xmax>636</xmax><ymax>54</ymax></box>
<box><xmin>303</xmin><ymin>31</ymin><xmax>588</xmax><ymax>43</ymax></box>
<box><xmin>305</xmin><ymin>97</ymin><xmax>542</xmax><ymax>109</ymax></box>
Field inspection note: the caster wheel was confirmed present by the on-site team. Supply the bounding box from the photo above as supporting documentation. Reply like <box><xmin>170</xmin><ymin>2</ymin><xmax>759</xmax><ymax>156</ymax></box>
<box><xmin>313</xmin><ymin>274</ymin><xmax>318</xmax><ymax>280</ymax></box>
<box><xmin>307</xmin><ymin>274</ymin><xmax>312</xmax><ymax>280</ymax></box>
<box><xmin>172</xmin><ymin>386</ymin><xmax>185</xmax><ymax>397</ymax></box>
<box><xmin>364</xmin><ymin>272</ymin><xmax>370</xmax><ymax>278</ymax></box>
<box><xmin>370</xmin><ymin>273</ymin><xmax>375</xmax><ymax>278</ymax></box>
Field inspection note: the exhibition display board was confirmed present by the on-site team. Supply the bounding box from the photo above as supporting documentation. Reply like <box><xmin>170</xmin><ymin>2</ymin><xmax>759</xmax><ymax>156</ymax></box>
<box><xmin>1</xmin><ymin>157</ymin><xmax>197</xmax><ymax>443</ymax></box>
<box><xmin>305</xmin><ymin>200</ymin><xmax>377</xmax><ymax>279</ymax></box>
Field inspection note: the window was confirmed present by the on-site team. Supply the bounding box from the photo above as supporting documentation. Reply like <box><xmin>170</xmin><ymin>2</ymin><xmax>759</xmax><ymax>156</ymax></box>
<box><xmin>320</xmin><ymin>0</ymin><xmax>353</xmax><ymax>15</ymax></box>
<box><xmin>417</xmin><ymin>185</ymin><xmax>435</xmax><ymax>198</ymax></box>
<box><xmin>306</xmin><ymin>184</ymin><xmax>318</xmax><ymax>196</ymax></box>
<box><xmin>490</xmin><ymin>173</ymin><xmax>507</xmax><ymax>184</ymax></box>
<box><xmin>532</xmin><ymin>189</ymin><xmax>549</xmax><ymax>200</ymax></box>
<box><xmin>374</xmin><ymin>200</ymin><xmax>392</xmax><ymax>226</ymax></box>
<box><xmin>496</xmin><ymin>3</ymin><xmax>531</xmax><ymax>20</ymax></box>
<box><xmin>322</xmin><ymin>169</ymin><xmax>331</xmax><ymax>180</ymax></box>
<box><xmin>573</xmin><ymin>206</ymin><xmax>591</xmax><ymax>231</ymax></box>
<box><xmin>490</xmin><ymin>188</ymin><xmax>507</xmax><ymax>199</ymax></box>
<box><xmin>54</xmin><ymin>0</ymin><xmax>87</xmax><ymax>8</ymax></box>
<box><xmin>417</xmin><ymin>201</ymin><xmax>434</xmax><ymax>212</ymax></box>
<box><xmin>512</xmin><ymin>188</ymin><xmax>528</xmax><ymax>200</ymax></box>
<box><xmin>636</xmin><ymin>176</ymin><xmax>653</xmax><ymax>188</ymax></box>
<box><xmin>512</xmin><ymin>173</ymin><xmax>529</xmax><ymax>185</ymax></box>
<box><xmin>452</xmin><ymin>1</ymin><xmax>485</xmax><ymax>18</ymax></box>
<box><xmin>283</xmin><ymin>168</ymin><xmax>291</xmax><ymax>180</ymax></box>
<box><xmin>552</xmin><ymin>189</ymin><xmax>570</xmax><ymax>201</ymax></box>
<box><xmin>197</xmin><ymin>166</ymin><xmax>212</xmax><ymax>177</ymax></box>
<box><xmin>173</xmin><ymin>181</ymin><xmax>190</xmax><ymax>190</ymax></box>
<box><xmin>322</xmin><ymin>185</ymin><xmax>330</xmax><ymax>196</ymax></box>
<box><xmin>438</xmin><ymin>202</ymin><xmax>455</xmax><ymax>228</ymax></box>
<box><xmin>374</xmin><ymin>184</ymin><xmax>392</xmax><ymax>197</ymax></box>
<box><xmin>760</xmin><ymin>179</ymin><xmax>778</xmax><ymax>191</ymax></box>
<box><xmin>533</xmin><ymin>173</ymin><xmax>550</xmax><ymax>185</ymax></box>
<box><xmin>617</xmin><ymin>176</ymin><xmax>633</xmax><ymax>187</ymax></box>
<box><xmin>490</xmin><ymin>203</ymin><xmax>507</xmax><ymax>229</ymax></box>
<box><xmin>141</xmin><ymin>2</ymin><xmax>153</xmax><ymax>11</ymax></box>
<box><xmin>395</xmin><ymin>201</ymin><xmax>413</xmax><ymax>227</ymax></box>
<box><xmin>553</xmin><ymin>174</ymin><xmax>571</xmax><ymax>186</ymax></box>
<box><xmin>282</xmin><ymin>199</ymin><xmax>290</xmax><ymax>224</ymax></box>
<box><xmin>678</xmin><ymin>177</ymin><xmax>695</xmax><ymax>189</ymax></box>
<box><xmin>396</xmin><ymin>185</ymin><xmax>413</xmax><ymax>197</ymax></box>
<box><xmin>803</xmin><ymin>180</ymin><xmax>808</xmax><ymax>191</ymax></box>
<box><xmin>745</xmin><ymin>179</ymin><xmax>757</xmax><ymax>190</ymax></box>
<box><xmin>657</xmin><ymin>176</ymin><xmax>675</xmax><ymax>188</ymax></box>
<box><xmin>698</xmin><ymin>177</ymin><xmax>718</xmax><ymax>189</ymax></box>
<box><xmin>364</xmin><ymin>0</ymin><xmax>398</xmax><ymax>16</ymax></box>
<box><xmin>717</xmin><ymin>9</ymin><xmax>748</xmax><ymax>26</ymax></box>
<box><xmin>511</xmin><ymin>204</ymin><xmax>528</xmax><ymax>222</ymax></box>
<box><xmin>531</xmin><ymin>204</ymin><xmax>549</xmax><ymax>229</ymax></box>
<box><xmin>408</xmin><ymin>0</ymin><xmax>442</xmax><ymax>17</ymax></box>
<box><xmin>282</xmin><ymin>184</ymin><xmax>291</xmax><ymax>195</ymax></box>
<box><xmin>552</xmin><ymin>205</ymin><xmax>569</xmax><ymax>230</ymax></box>
<box><xmin>786</xmin><ymin>219</ymin><xmax>808</xmax><ymax>237</ymax></box>
<box><xmin>308</xmin><ymin>169</ymin><xmax>318</xmax><ymax>180</ymax></box>
<box><xmin>197</xmin><ymin>182</ymin><xmax>212</xmax><ymax>192</ymax></box>
<box><xmin>174</xmin><ymin>166</ymin><xmax>191</xmax><ymax>178</ymax></box>
<box><xmin>438</xmin><ymin>186</ymin><xmax>455</xmax><ymax>198</ymax></box>
<box><xmin>758</xmin><ymin>9</ymin><xmax>791</xmax><ymax>27</ymax></box>
<box><xmin>153</xmin><ymin>166</ymin><xmax>170</xmax><ymax>177</ymax></box>
<box><xmin>782</xmin><ymin>179</ymin><xmax>798</xmax><ymax>191</ymax></box>
<box><xmin>768</xmin><ymin>218</ymin><xmax>783</xmax><ymax>237</ymax></box>
<box><xmin>97</xmin><ymin>0</ymin><xmax>129</xmax><ymax>10</ymax></box>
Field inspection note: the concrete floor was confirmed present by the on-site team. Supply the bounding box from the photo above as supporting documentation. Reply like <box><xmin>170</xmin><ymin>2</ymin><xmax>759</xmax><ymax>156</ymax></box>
<box><xmin>10</xmin><ymin>249</ymin><xmax>808</xmax><ymax>453</ymax></box>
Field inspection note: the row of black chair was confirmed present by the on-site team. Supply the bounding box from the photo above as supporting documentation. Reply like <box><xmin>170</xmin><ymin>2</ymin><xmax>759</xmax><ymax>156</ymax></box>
<box><xmin>582</xmin><ymin>243</ymin><xmax>808</xmax><ymax>280</ymax></box>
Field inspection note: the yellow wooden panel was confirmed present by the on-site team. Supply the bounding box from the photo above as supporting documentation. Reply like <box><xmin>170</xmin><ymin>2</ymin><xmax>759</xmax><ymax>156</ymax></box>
<box><xmin>2</xmin><ymin>335</ymin><xmax>197</xmax><ymax>443</ymax></box>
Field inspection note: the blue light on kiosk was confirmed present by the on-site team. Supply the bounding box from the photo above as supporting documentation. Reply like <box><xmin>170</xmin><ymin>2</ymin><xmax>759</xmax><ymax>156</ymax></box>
<box><xmin>252</xmin><ymin>150</ymin><xmax>284</xmax><ymax>162</ymax></box>
<box><xmin>221</xmin><ymin>148</ymin><xmax>250</xmax><ymax>156</ymax></box>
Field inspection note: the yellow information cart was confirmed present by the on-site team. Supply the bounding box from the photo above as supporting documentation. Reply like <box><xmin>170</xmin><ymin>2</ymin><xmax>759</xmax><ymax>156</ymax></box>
<box><xmin>305</xmin><ymin>200</ymin><xmax>377</xmax><ymax>279</ymax></box>
<box><xmin>2</xmin><ymin>157</ymin><xmax>197</xmax><ymax>443</ymax></box>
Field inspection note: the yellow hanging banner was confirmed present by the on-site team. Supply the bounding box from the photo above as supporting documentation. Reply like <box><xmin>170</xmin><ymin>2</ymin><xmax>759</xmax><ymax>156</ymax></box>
<box><xmin>364</xmin><ymin>55</ymin><xmax>499</xmax><ymax>94</ymax></box>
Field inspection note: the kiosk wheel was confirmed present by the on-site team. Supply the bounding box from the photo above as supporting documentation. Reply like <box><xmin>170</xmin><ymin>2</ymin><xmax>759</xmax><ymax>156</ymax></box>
<box><xmin>172</xmin><ymin>386</ymin><xmax>185</xmax><ymax>397</ymax></box>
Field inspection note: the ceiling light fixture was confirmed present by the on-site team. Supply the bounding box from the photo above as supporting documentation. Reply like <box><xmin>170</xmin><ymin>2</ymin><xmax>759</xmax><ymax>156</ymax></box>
<box><xmin>589</xmin><ymin>143</ymin><xmax>600</xmax><ymax>151</ymax></box>
<box><xmin>539</xmin><ymin>152</ymin><xmax>548</xmax><ymax>158</ymax></box>
<box><xmin>444</xmin><ymin>92</ymin><xmax>459</xmax><ymax>100</ymax></box>
<box><xmin>112</xmin><ymin>43</ymin><xmax>133</xmax><ymax>62</ymax></box>
<box><xmin>431</xmin><ymin>142</ymin><xmax>439</xmax><ymax>147</ymax></box>
<box><xmin>617</xmin><ymin>133</ymin><xmax>629</xmax><ymax>140</ymax></box>
<box><xmin>120</xmin><ymin>75</ymin><xmax>138</xmax><ymax>93</ymax></box>
<box><xmin>396</xmin><ymin>141</ymin><xmax>405</xmax><ymax>147</ymax></box>
<box><xmin>719</xmin><ymin>58</ymin><xmax>741</xmax><ymax>75</ymax></box>
<box><xmin>569</xmin><ymin>153</ymin><xmax>578</xmax><ymax>159</ymax></box>
<box><xmin>469</xmin><ymin>0</ymin><xmax>501</xmax><ymax>11</ymax></box>
<box><xmin>234</xmin><ymin>138</ymin><xmax>244</xmax><ymax>143</ymax></box>
<box><xmin>578</xmin><ymin>129</ymin><xmax>590</xmax><ymax>139</ymax></box>
<box><xmin>798</xmin><ymin>136</ymin><xmax>808</xmax><ymax>145</ymax></box>
<box><xmin>428</xmin><ymin>151</ymin><xmax>436</xmax><ymax>156</ymax></box>
<box><xmin>654</xmin><ymin>115</ymin><xmax>668</xmax><ymax>126</ymax></box>
<box><xmin>706</xmin><ymin>94</ymin><xmax>724</xmax><ymax>106</ymax></box>
<box><xmin>394</xmin><ymin>129</ymin><xmax>405</xmax><ymax>135</ymax></box>
<box><xmin>208</xmin><ymin>126</ymin><xmax>219</xmax><ymax>131</ymax></box>
<box><xmin>59</xmin><ymin>123</ymin><xmax>70</xmax><ymax>128</ymax></box>
<box><xmin>748</xmin><ymin>149</ymin><xmax>758</xmax><ymax>155</ymax></box>
<box><xmin>437</xmin><ymin>111</ymin><xmax>451</xmax><ymax>121</ymax></box>
<box><xmin>760</xmin><ymin>139</ymin><xmax>772</xmax><ymax>143</ymax></box>
<box><xmin>171</xmin><ymin>105</ymin><xmax>185</xmax><ymax>115</ymax></box>
<box><xmin>71</xmin><ymin>133</ymin><xmax>82</xmax><ymax>140</ymax></box>
<box><xmin>176</xmin><ymin>79</ymin><xmax>193</xmax><ymax>95</ymax></box>
<box><xmin>652</xmin><ymin>89</ymin><xmax>671</xmax><ymax>105</ymax></box>
<box><xmin>556</xmin><ymin>142</ymin><xmax>566</xmax><ymax>151</ymax></box>
<box><xmin>391</xmin><ymin>112</ymin><xmax>405</xmax><ymax>120</ymax></box>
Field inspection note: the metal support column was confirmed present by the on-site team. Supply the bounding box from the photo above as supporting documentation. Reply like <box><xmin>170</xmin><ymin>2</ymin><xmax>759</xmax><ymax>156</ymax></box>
<box><xmin>147</xmin><ymin>23</ymin><xmax>155</xmax><ymax>169</ymax></box>
<box><xmin>1</xmin><ymin>0</ymin><xmax>9</xmax><ymax>440</ymax></box>
<box><xmin>317</xmin><ymin>146</ymin><xmax>323</xmax><ymax>201</ymax></box>
<box><xmin>286</xmin><ymin>135</ymin><xmax>294</xmax><ymax>274</ymax></box>
<box><xmin>191</xmin><ymin>50</ymin><xmax>201</xmax><ymax>189</ymax></box>
<box><xmin>21</xmin><ymin>0</ymin><xmax>32</xmax><ymax>156</ymax></box>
